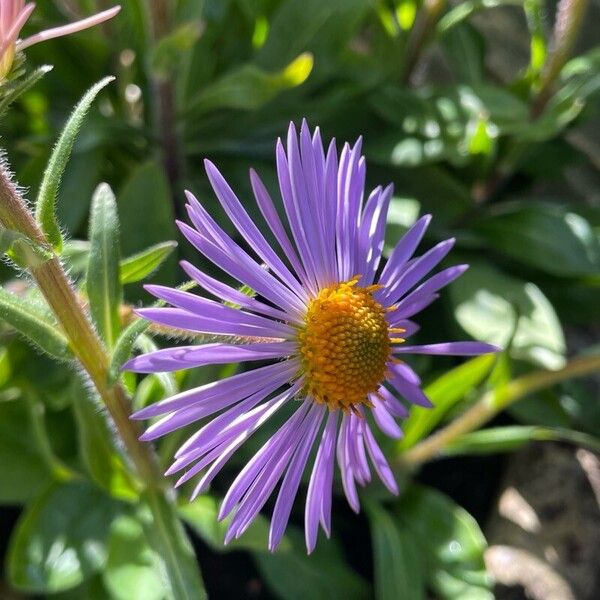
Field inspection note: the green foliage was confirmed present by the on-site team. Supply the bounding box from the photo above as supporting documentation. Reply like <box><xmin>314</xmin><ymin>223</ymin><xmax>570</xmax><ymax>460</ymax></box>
<box><xmin>35</xmin><ymin>77</ymin><xmax>114</xmax><ymax>251</ymax></box>
<box><xmin>7</xmin><ymin>481</ymin><xmax>123</xmax><ymax>593</ymax></box>
<box><xmin>87</xmin><ymin>183</ymin><xmax>122</xmax><ymax>349</ymax></box>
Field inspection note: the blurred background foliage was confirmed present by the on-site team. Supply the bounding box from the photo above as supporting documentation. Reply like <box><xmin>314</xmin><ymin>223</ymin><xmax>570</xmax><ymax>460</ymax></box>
<box><xmin>1</xmin><ymin>0</ymin><xmax>599</xmax><ymax>598</ymax></box>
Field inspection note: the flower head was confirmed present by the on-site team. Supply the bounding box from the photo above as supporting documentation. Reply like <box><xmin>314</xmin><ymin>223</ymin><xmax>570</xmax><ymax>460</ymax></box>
<box><xmin>0</xmin><ymin>2</ymin><xmax>120</xmax><ymax>79</ymax></box>
<box><xmin>126</xmin><ymin>121</ymin><xmax>499</xmax><ymax>552</ymax></box>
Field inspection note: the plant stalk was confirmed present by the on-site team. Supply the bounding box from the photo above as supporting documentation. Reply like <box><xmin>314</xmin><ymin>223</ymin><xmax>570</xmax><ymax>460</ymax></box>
<box><xmin>400</xmin><ymin>353</ymin><xmax>600</xmax><ymax>466</ymax></box>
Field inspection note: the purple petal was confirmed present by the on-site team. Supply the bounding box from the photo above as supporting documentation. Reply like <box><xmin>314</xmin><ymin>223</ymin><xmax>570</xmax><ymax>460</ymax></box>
<box><xmin>394</xmin><ymin>342</ymin><xmax>501</xmax><ymax>356</ymax></box>
<box><xmin>371</xmin><ymin>398</ymin><xmax>403</xmax><ymax>439</ymax></box>
<box><xmin>363</xmin><ymin>424</ymin><xmax>399</xmax><ymax>495</ymax></box>
<box><xmin>124</xmin><ymin>341</ymin><xmax>296</xmax><ymax>373</ymax></box>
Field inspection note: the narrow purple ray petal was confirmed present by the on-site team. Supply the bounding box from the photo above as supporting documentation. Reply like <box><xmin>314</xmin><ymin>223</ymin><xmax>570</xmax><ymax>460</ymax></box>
<box><xmin>144</xmin><ymin>284</ymin><xmax>294</xmax><ymax>337</ymax></box>
<box><xmin>249</xmin><ymin>168</ymin><xmax>312</xmax><ymax>293</ymax></box>
<box><xmin>390</xmin><ymin>362</ymin><xmax>422</xmax><ymax>386</ymax></box>
<box><xmin>124</xmin><ymin>342</ymin><xmax>296</xmax><ymax>373</ymax></box>
<box><xmin>305</xmin><ymin>410</ymin><xmax>337</xmax><ymax>553</ymax></box>
<box><xmin>393</xmin><ymin>264</ymin><xmax>468</xmax><ymax>312</ymax></box>
<box><xmin>394</xmin><ymin>342</ymin><xmax>501</xmax><ymax>356</ymax></box>
<box><xmin>371</xmin><ymin>398</ymin><xmax>403</xmax><ymax>439</ymax></box>
<box><xmin>337</xmin><ymin>414</ymin><xmax>360</xmax><ymax>513</ymax></box>
<box><xmin>363</xmin><ymin>424</ymin><xmax>399</xmax><ymax>495</ymax></box>
<box><xmin>388</xmin><ymin>294</ymin><xmax>439</xmax><ymax>321</ymax></box>
<box><xmin>219</xmin><ymin>399</ymin><xmax>311</xmax><ymax>521</ymax></box>
<box><xmin>133</xmin><ymin>360</ymin><xmax>298</xmax><ymax>420</ymax></box>
<box><xmin>384</xmin><ymin>238</ymin><xmax>455</xmax><ymax>304</ymax></box>
<box><xmin>269</xmin><ymin>403</ymin><xmax>325</xmax><ymax>551</ymax></box>
<box><xmin>204</xmin><ymin>160</ymin><xmax>309</xmax><ymax>302</ymax></box>
<box><xmin>378</xmin><ymin>214</ymin><xmax>431</xmax><ymax>289</ymax></box>
<box><xmin>389</xmin><ymin>373</ymin><xmax>433</xmax><ymax>408</ymax></box>
<box><xmin>135</xmin><ymin>306</ymin><xmax>287</xmax><ymax>339</ymax></box>
<box><xmin>387</xmin><ymin>318</ymin><xmax>420</xmax><ymax>338</ymax></box>
<box><xmin>378</xmin><ymin>386</ymin><xmax>410</xmax><ymax>418</ymax></box>
<box><xmin>180</xmin><ymin>260</ymin><xmax>295</xmax><ymax>324</ymax></box>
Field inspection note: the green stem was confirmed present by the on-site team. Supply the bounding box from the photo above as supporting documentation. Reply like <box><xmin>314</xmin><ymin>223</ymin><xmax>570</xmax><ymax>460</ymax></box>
<box><xmin>400</xmin><ymin>353</ymin><xmax>600</xmax><ymax>466</ymax></box>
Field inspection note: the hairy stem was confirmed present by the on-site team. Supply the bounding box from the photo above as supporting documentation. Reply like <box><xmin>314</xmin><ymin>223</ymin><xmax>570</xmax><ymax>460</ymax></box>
<box><xmin>0</xmin><ymin>162</ymin><xmax>162</xmax><ymax>487</ymax></box>
<box><xmin>400</xmin><ymin>353</ymin><xmax>600</xmax><ymax>466</ymax></box>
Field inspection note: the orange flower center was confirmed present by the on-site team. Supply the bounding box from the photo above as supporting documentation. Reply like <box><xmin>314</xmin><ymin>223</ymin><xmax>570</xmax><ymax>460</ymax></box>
<box><xmin>298</xmin><ymin>278</ymin><xmax>402</xmax><ymax>411</ymax></box>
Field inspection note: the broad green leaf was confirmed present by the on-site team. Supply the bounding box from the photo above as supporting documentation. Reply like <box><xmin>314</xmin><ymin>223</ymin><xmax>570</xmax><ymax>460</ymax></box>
<box><xmin>253</xmin><ymin>527</ymin><xmax>371</xmax><ymax>600</ymax></box>
<box><xmin>120</xmin><ymin>241</ymin><xmax>178</xmax><ymax>285</ymax></box>
<box><xmin>441</xmin><ymin>23</ymin><xmax>485</xmax><ymax>84</ymax></box>
<box><xmin>474</xmin><ymin>201</ymin><xmax>600</xmax><ymax>276</ymax></box>
<box><xmin>187</xmin><ymin>53</ymin><xmax>313</xmax><ymax>113</ymax></box>
<box><xmin>72</xmin><ymin>386</ymin><xmax>138</xmax><ymax>501</ymax></box>
<box><xmin>103</xmin><ymin>513</ymin><xmax>167</xmax><ymax>600</ymax></box>
<box><xmin>399</xmin><ymin>353</ymin><xmax>497</xmax><ymax>449</ymax></box>
<box><xmin>61</xmin><ymin>239</ymin><xmax>91</xmax><ymax>275</ymax></box>
<box><xmin>178</xmin><ymin>495</ymin><xmax>277</xmax><ymax>553</ymax></box>
<box><xmin>0</xmin><ymin>286</ymin><xmax>72</xmax><ymax>360</ymax></box>
<box><xmin>450</xmin><ymin>261</ymin><xmax>566</xmax><ymax>369</ymax></box>
<box><xmin>7</xmin><ymin>481</ymin><xmax>123</xmax><ymax>593</ymax></box>
<box><xmin>0</xmin><ymin>226</ymin><xmax>52</xmax><ymax>268</ymax></box>
<box><xmin>35</xmin><ymin>77</ymin><xmax>114</xmax><ymax>251</ymax></box>
<box><xmin>140</xmin><ymin>490</ymin><xmax>207</xmax><ymax>600</ymax></box>
<box><xmin>395</xmin><ymin>485</ymin><xmax>493</xmax><ymax>600</ymax></box>
<box><xmin>87</xmin><ymin>183</ymin><xmax>122</xmax><ymax>348</ymax></box>
<box><xmin>444</xmin><ymin>425</ymin><xmax>600</xmax><ymax>456</ymax></box>
<box><xmin>0</xmin><ymin>400</ymin><xmax>50</xmax><ymax>503</ymax></box>
<box><xmin>366</xmin><ymin>502</ymin><xmax>425</xmax><ymax>600</ymax></box>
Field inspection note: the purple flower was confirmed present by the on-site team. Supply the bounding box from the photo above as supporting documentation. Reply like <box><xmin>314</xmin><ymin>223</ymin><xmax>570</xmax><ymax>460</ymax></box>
<box><xmin>126</xmin><ymin>121</ymin><xmax>499</xmax><ymax>552</ymax></box>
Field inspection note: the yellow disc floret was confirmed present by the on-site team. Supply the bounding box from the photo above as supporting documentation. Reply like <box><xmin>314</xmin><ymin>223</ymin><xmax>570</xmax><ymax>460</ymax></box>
<box><xmin>298</xmin><ymin>277</ymin><xmax>399</xmax><ymax>411</ymax></box>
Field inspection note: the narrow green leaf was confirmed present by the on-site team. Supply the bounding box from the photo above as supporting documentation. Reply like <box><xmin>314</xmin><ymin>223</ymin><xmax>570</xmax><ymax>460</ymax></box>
<box><xmin>108</xmin><ymin>317</ymin><xmax>152</xmax><ymax>384</ymax></box>
<box><xmin>0</xmin><ymin>64</ymin><xmax>53</xmax><ymax>117</ymax></box>
<box><xmin>399</xmin><ymin>354</ymin><xmax>496</xmax><ymax>449</ymax></box>
<box><xmin>35</xmin><ymin>76</ymin><xmax>114</xmax><ymax>251</ymax></box>
<box><xmin>366</xmin><ymin>502</ymin><xmax>425</xmax><ymax>600</ymax></box>
<box><xmin>140</xmin><ymin>490</ymin><xmax>206</xmax><ymax>600</ymax></box>
<box><xmin>436</xmin><ymin>0</ymin><xmax>523</xmax><ymax>36</ymax></box>
<box><xmin>444</xmin><ymin>425</ymin><xmax>600</xmax><ymax>455</ymax></box>
<box><xmin>87</xmin><ymin>183</ymin><xmax>122</xmax><ymax>348</ymax></box>
<box><xmin>120</xmin><ymin>241</ymin><xmax>178</xmax><ymax>285</ymax></box>
<box><xmin>7</xmin><ymin>481</ymin><xmax>123</xmax><ymax>593</ymax></box>
<box><xmin>0</xmin><ymin>286</ymin><xmax>72</xmax><ymax>359</ymax></box>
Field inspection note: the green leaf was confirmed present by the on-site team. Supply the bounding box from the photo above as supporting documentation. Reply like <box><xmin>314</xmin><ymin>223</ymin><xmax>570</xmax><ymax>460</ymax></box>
<box><xmin>366</xmin><ymin>502</ymin><xmax>425</xmax><ymax>600</ymax></box>
<box><xmin>103</xmin><ymin>513</ymin><xmax>168</xmax><ymax>600</ymax></box>
<box><xmin>187</xmin><ymin>53</ymin><xmax>313</xmax><ymax>113</ymax></box>
<box><xmin>108</xmin><ymin>317</ymin><xmax>152</xmax><ymax>384</ymax></box>
<box><xmin>120</xmin><ymin>241</ymin><xmax>178</xmax><ymax>285</ymax></box>
<box><xmin>253</xmin><ymin>527</ymin><xmax>371</xmax><ymax>600</ymax></box>
<box><xmin>450</xmin><ymin>261</ymin><xmax>566</xmax><ymax>369</ymax></box>
<box><xmin>140</xmin><ymin>490</ymin><xmax>207</xmax><ymax>600</ymax></box>
<box><xmin>474</xmin><ymin>201</ymin><xmax>600</xmax><ymax>276</ymax></box>
<box><xmin>436</xmin><ymin>0</ymin><xmax>524</xmax><ymax>36</ymax></box>
<box><xmin>35</xmin><ymin>76</ymin><xmax>114</xmax><ymax>252</ymax></box>
<box><xmin>0</xmin><ymin>64</ymin><xmax>53</xmax><ymax>117</ymax></box>
<box><xmin>0</xmin><ymin>226</ymin><xmax>53</xmax><ymax>268</ymax></box>
<box><xmin>444</xmin><ymin>425</ymin><xmax>600</xmax><ymax>456</ymax></box>
<box><xmin>0</xmin><ymin>286</ymin><xmax>72</xmax><ymax>360</ymax></box>
<box><xmin>395</xmin><ymin>485</ymin><xmax>493</xmax><ymax>600</ymax></box>
<box><xmin>0</xmin><ymin>400</ymin><xmax>50</xmax><ymax>504</ymax></box>
<box><xmin>87</xmin><ymin>183</ymin><xmax>122</xmax><ymax>348</ymax></box>
<box><xmin>178</xmin><ymin>495</ymin><xmax>276</xmax><ymax>553</ymax></box>
<box><xmin>399</xmin><ymin>353</ymin><xmax>497</xmax><ymax>449</ymax></box>
<box><xmin>72</xmin><ymin>386</ymin><xmax>138</xmax><ymax>501</ymax></box>
<box><xmin>7</xmin><ymin>481</ymin><xmax>123</xmax><ymax>593</ymax></box>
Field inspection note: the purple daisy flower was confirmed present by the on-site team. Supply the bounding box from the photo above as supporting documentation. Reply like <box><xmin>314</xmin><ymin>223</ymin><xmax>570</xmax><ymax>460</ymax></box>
<box><xmin>125</xmin><ymin>121</ymin><xmax>499</xmax><ymax>553</ymax></box>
